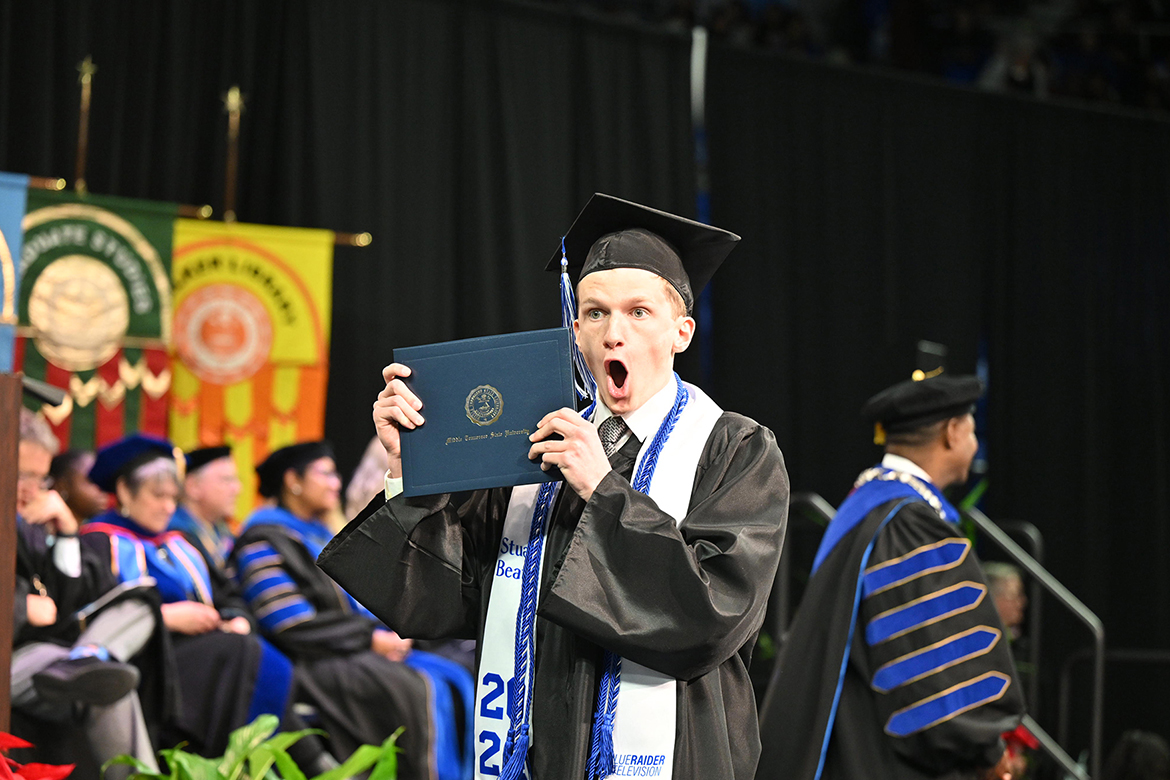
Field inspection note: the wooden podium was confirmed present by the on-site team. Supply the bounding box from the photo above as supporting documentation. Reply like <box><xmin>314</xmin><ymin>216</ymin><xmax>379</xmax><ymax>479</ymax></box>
<box><xmin>0</xmin><ymin>372</ymin><xmax>23</xmax><ymax>732</ymax></box>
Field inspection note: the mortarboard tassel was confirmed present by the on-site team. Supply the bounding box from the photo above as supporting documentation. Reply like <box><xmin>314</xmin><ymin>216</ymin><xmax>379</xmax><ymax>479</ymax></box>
<box><xmin>560</xmin><ymin>239</ymin><xmax>596</xmax><ymax>402</ymax></box>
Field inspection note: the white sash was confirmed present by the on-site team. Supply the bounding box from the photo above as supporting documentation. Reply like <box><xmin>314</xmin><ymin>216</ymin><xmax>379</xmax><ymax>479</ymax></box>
<box><xmin>473</xmin><ymin>382</ymin><xmax>723</xmax><ymax>779</ymax></box>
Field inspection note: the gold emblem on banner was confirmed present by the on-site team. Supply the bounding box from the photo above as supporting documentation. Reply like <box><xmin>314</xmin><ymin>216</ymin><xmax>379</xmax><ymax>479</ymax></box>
<box><xmin>0</xmin><ymin>228</ymin><xmax>16</xmax><ymax>325</ymax></box>
<box><xmin>26</xmin><ymin>255</ymin><xmax>130</xmax><ymax>372</ymax></box>
<box><xmin>466</xmin><ymin>384</ymin><xmax>504</xmax><ymax>427</ymax></box>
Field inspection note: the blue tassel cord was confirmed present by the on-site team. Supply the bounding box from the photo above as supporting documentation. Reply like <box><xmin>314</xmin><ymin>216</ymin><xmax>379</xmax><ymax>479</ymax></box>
<box><xmin>560</xmin><ymin>241</ymin><xmax>596</xmax><ymax>403</ymax></box>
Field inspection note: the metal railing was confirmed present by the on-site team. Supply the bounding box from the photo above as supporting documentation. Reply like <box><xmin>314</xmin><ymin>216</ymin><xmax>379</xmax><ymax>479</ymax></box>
<box><xmin>964</xmin><ymin>507</ymin><xmax>1104</xmax><ymax>780</ymax></box>
<box><xmin>1023</xmin><ymin>714</ymin><xmax>1090</xmax><ymax>780</ymax></box>
<box><xmin>992</xmin><ymin>519</ymin><xmax>1045</xmax><ymax>713</ymax></box>
<box><xmin>1057</xmin><ymin>648</ymin><xmax>1170</xmax><ymax>752</ymax></box>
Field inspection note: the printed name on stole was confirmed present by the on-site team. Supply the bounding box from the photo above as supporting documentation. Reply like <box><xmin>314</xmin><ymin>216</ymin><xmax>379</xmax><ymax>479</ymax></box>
<box><xmin>494</xmin><ymin>534</ymin><xmax>528</xmax><ymax>581</ymax></box>
<box><xmin>445</xmin><ymin>428</ymin><xmax>530</xmax><ymax>446</ymax></box>
<box><xmin>613</xmin><ymin>754</ymin><xmax>667</xmax><ymax>776</ymax></box>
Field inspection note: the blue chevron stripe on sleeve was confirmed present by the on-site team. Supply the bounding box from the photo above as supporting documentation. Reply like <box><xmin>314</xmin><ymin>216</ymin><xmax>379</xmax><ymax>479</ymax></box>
<box><xmin>871</xmin><ymin>627</ymin><xmax>1001</xmax><ymax>692</ymax></box>
<box><xmin>236</xmin><ymin>541</ymin><xmax>282</xmax><ymax>571</ymax></box>
<box><xmin>254</xmin><ymin>593</ymin><xmax>316</xmax><ymax>633</ymax></box>
<box><xmin>243</xmin><ymin>570</ymin><xmax>298</xmax><ymax>605</ymax></box>
<box><xmin>885</xmin><ymin>672</ymin><xmax>1011</xmax><ymax>736</ymax></box>
<box><xmin>865</xmin><ymin>582</ymin><xmax>987</xmax><ymax>645</ymax></box>
<box><xmin>863</xmin><ymin>538</ymin><xmax>970</xmax><ymax>597</ymax></box>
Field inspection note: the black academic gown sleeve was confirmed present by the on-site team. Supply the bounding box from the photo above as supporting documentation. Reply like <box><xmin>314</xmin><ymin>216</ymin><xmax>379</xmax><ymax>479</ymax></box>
<box><xmin>852</xmin><ymin>502</ymin><xmax>1024</xmax><ymax>776</ymax></box>
<box><xmin>15</xmin><ymin>519</ymin><xmax>118</xmax><ymax>646</ymax></box>
<box><xmin>13</xmin><ymin>579</ymin><xmax>31</xmax><ymax>645</ymax></box>
<box><xmin>231</xmin><ymin>525</ymin><xmax>378</xmax><ymax>660</ymax></box>
<box><xmin>320</xmin><ymin>483</ymin><xmax>510</xmax><ymax>642</ymax></box>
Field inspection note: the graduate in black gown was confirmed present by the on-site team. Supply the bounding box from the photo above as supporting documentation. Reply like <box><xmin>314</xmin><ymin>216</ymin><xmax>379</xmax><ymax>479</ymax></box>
<box><xmin>80</xmin><ymin>436</ymin><xmax>296</xmax><ymax>757</ymax></box>
<box><xmin>318</xmin><ymin>194</ymin><xmax>790</xmax><ymax>780</ymax></box>
<box><xmin>756</xmin><ymin>371</ymin><xmax>1025</xmax><ymax>780</ymax></box>
<box><xmin>231</xmin><ymin>441</ymin><xmax>471</xmax><ymax>780</ymax></box>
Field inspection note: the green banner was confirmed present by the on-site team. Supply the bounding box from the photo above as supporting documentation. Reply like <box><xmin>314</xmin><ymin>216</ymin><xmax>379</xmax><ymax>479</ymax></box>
<box><xmin>17</xmin><ymin>190</ymin><xmax>177</xmax><ymax>449</ymax></box>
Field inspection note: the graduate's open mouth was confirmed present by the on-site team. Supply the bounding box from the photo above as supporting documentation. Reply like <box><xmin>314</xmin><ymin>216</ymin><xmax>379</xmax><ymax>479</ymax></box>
<box><xmin>605</xmin><ymin>359</ymin><xmax>629</xmax><ymax>399</ymax></box>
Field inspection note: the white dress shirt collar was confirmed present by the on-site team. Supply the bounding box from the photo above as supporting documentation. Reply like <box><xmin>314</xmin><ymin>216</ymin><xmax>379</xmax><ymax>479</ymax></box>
<box><xmin>881</xmin><ymin>452</ymin><xmax>934</xmax><ymax>485</ymax></box>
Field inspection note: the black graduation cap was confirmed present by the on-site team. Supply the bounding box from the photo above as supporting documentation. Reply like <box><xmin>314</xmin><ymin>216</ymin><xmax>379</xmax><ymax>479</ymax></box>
<box><xmin>89</xmin><ymin>434</ymin><xmax>177</xmax><ymax>493</ymax></box>
<box><xmin>861</xmin><ymin>372</ymin><xmax>983</xmax><ymax>445</ymax></box>
<box><xmin>545</xmin><ymin>193</ymin><xmax>740</xmax><ymax>316</ymax></box>
<box><xmin>255</xmin><ymin>441</ymin><xmax>333</xmax><ymax>499</ymax></box>
<box><xmin>185</xmin><ymin>446</ymin><xmax>232</xmax><ymax>475</ymax></box>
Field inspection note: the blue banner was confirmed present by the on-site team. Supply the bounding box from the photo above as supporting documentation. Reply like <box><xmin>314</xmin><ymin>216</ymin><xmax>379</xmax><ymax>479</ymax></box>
<box><xmin>0</xmin><ymin>172</ymin><xmax>29</xmax><ymax>372</ymax></box>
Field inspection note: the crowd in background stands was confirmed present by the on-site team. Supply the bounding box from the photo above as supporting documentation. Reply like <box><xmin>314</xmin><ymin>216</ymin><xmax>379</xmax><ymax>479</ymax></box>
<box><xmin>548</xmin><ymin>0</ymin><xmax>1170</xmax><ymax>113</ymax></box>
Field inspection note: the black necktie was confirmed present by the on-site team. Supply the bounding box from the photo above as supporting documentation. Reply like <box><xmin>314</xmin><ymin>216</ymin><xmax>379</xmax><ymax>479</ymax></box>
<box><xmin>598</xmin><ymin>415</ymin><xmax>629</xmax><ymax>457</ymax></box>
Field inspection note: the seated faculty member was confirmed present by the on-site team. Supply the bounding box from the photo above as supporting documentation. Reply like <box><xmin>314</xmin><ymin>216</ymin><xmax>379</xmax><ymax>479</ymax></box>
<box><xmin>318</xmin><ymin>194</ymin><xmax>790</xmax><ymax>780</ymax></box>
<box><xmin>13</xmin><ymin>410</ymin><xmax>161</xmax><ymax>778</ymax></box>
<box><xmin>233</xmin><ymin>442</ymin><xmax>473</xmax><ymax>780</ymax></box>
<box><xmin>169</xmin><ymin>446</ymin><xmax>241</xmax><ymax>570</ymax></box>
<box><xmin>756</xmin><ymin>370</ymin><xmax>1024</xmax><ymax>780</ymax></box>
<box><xmin>81</xmin><ymin>435</ymin><xmax>297</xmax><ymax>757</ymax></box>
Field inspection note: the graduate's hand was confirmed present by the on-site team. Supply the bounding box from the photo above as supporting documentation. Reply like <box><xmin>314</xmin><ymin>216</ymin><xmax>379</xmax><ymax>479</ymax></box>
<box><xmin>529</xmin><ymin>408</ymin><xmax>611</xmax><ymax>503</ymax></box>
<box><xmin>21</xmin><ymin>489</ymin><xmax>79</xmax><ymax>536</ymax></box>
<box><xmin>26</xmin><ymin>594</ymin><xmax>58</xmax><ymax>627</ymax></box>
<box><xmin>161</xmin><ymin>601</ymin><xmax>222</xmax><ymax>635</ymax></box>
<box><xmin>374</xmin><ymin>363</ymin><xmax>425</xmax><ymax>479</ymax></box>
<box><xmin>371</xmin><ymin>629</ymin><xmax>413</xmax><ymax>662</ymax></box>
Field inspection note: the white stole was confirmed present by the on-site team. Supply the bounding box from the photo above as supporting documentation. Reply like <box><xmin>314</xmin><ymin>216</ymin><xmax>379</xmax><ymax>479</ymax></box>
<box><xmin>473</xmin><ymin>382</ymin><xmax>724</xmax><ymax>779</ymax></box>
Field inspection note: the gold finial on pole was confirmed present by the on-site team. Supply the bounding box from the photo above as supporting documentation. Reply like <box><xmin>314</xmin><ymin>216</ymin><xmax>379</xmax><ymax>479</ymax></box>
<box><xmin>75</xmin><ymin>56</ymin><xmax>97</xmax><ymax>195</ymax></box>
<box><xmin>222</xmin><ymin>85</ymin><xmax>245</xmax><ymax>223</ymax></box>
<box><xmin>336</xmin><ymin>232</ymin><xmax>373</xmax><ymax>247</ymax></box>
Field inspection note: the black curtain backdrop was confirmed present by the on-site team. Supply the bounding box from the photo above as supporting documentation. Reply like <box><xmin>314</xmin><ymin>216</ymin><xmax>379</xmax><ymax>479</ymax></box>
<box><xmin>0</xmin><ymin>0</ymin><xmax>696</xmax><ymax>478</ymax></box>
<box><xmin>707</xmin><ymin>45</ymin><xmax>1170</xmax><ymax>754</ymax></box>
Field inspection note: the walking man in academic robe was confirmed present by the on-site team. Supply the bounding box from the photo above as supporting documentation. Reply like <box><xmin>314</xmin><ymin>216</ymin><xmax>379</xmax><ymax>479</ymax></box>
<box><xmin>756</xmin><ymin>369</ymin><xmax>1024</xmax><ymax>780</ymax></box>
<box><xmin>319</xmin><ymin>194</ymin><xmax>790</xmax><ymax>780</ymax></box>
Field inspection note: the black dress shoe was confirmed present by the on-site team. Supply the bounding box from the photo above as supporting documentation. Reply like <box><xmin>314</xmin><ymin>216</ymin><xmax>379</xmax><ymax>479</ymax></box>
<box><xmin>33</xmin><ymin>656</ymin><xmax>140</xmax><ymax>706</ymax></box>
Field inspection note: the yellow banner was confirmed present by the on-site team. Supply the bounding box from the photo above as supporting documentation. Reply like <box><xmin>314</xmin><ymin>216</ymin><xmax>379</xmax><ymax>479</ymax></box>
<box><xmin>169</xmin><ymin>219</ymin><xmax>333</xmax><ymax>517</ymax></box>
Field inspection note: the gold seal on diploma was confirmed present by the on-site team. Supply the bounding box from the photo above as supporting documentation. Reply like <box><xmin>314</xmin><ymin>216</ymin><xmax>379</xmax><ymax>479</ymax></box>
<box><xmin>466</xmin><ymin>384</ymin><xmax>503</xmax><ymax>426</ymax></box>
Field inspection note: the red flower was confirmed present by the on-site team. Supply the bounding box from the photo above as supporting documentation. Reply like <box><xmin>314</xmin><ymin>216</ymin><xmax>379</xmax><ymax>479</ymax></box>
<box><xmin>1003</xmin><ymin>724</ymin><xmax>1041</xmax><ymax>755</ymax></box>
<box><xmin>0</xmin><ymin>733</ymin><xmax>73</xmax><ymax>780</ymax></box>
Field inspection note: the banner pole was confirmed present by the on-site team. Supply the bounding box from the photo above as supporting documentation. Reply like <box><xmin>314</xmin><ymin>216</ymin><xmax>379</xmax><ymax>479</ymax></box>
<box><xmin>222</xmin><ymin>86</ymin><xmax>244</xmax><ymax>223</ymax></box>
<box><xmin>28</xmin><ymin>176</ymin><xmax>211</xmax><ymax>218</ymax></box>
<box><xmin>74</xmin><ymin>56</ymin><xmax>97</xmax><ymax>195</ymax></box>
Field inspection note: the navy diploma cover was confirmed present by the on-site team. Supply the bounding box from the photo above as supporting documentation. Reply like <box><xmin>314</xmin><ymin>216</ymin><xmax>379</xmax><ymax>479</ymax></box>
<box><xmin>394</xmin><ymin>328</ymin><xmax>577</xmax><ymax>497</ymax></box>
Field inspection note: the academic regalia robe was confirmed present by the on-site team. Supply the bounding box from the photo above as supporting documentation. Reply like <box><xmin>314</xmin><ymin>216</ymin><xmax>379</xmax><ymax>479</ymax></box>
<box><xmin>168</xmin><ymin>505</ymin><xmax>234</xmax><ymax>572</ymax></box>
<box><xmin>756</xmin><ymin>471</ymin><xmax>1025</xmax><ymax>780</ymax></box>
<box><xmin>81</xmin><ymin>512</ymin><xmax>292</xmax><ymax>756</ymax></box>
<box><xmin>318</xmin><ymin>412</ymin><xmax>790</xmax><ymax>780</ymax></box>
<box><xmin>15</xmin><ymin>518</ymin><xmax>114</xmax><ymax>646</ymax></box>
<box><xmin>12</xmin><ymin>517</ymin><xmax>178</xmax><ymax>777</ymax></box>
<box><xmin>230</xmin><ymin>508</ymin><xmax>446</xmax><ymax>780</ymax></box>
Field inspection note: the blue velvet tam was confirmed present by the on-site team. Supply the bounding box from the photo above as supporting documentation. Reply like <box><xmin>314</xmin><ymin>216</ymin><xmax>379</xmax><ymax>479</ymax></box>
<box><xmin>862</xmin><ymin>373</ymin><xmax>983</xmax><ymax>443</ymax></box>
<box><xmin>89</xmin><ymin>434</ymin><xmax>176</xmax><ymax>493</ymax></box>
<box><xmin>184</xmin><ymin>446</ymin><xmax>232</xmax><ymax>475</ymax></box>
